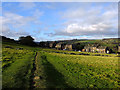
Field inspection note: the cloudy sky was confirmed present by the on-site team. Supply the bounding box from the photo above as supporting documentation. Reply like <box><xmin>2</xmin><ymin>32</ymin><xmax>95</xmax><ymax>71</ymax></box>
<box><xmin>1</xmin><ymin>2</ymin><xmax>118</xmax><ymax>41</ymax></box>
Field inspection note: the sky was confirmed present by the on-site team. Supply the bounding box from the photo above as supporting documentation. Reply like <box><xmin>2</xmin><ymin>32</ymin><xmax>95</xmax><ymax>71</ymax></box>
<box><xmin>1</xmin><ymin>2</ymin><xmax>118</xmax><ymax>41</ymax></box>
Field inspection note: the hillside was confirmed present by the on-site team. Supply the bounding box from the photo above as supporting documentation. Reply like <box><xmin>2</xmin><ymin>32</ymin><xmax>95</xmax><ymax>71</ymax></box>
<box><xmin>39</xmin><ymin>38</ymin><xmax>120</xmax><ymax>53</ymax></box>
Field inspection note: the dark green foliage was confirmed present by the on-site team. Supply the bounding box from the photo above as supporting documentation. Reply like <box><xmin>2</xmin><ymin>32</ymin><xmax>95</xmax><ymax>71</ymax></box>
<box><xmin>1</xmin><ymin>35</ymin><xmax>16</xmax><ymax>43</ymax></box>
<box><xmin>19</xmin><ymin>35</ymin><xmax>37</xmax><ymax>46</ymax></box>
<box><xmin>74</xmin><ymin>43</ymin><xmax>85</xmax><ymax>50</ymax></box>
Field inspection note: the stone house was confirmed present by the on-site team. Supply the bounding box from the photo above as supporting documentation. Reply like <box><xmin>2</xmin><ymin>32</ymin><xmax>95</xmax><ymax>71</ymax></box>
<box><xmin>84</xmin><ymin>46</ymin><xmax>91</xmax><ymax>52</ymax></box>
<box><xmin>83</xmin><ymin>44</ymin><xmax>109</xmax><ymax>53</ymax></box>
<box><xmin>49</xmin><ymin>41</ymin><xmax>57</xmax><ymax>48</ymax></box>
<box><xmin>118</xmin><ymin>46</ymin><xmax>120</xmax><ymax>53</ymax></box>
<box><xmin>64</xmin><ymin>44</ymin><xmax>75</xmax><ymax>51</ymax></box>
<box><xmin>84</xmin><ymin>46</ymin><xmax>97</xmax><ymax>53</ymax></box>
<box><xmin>97</xmin><ymin>46</ymin><xmax>108</xmax><ymax>53</ymax></box>
<box><xmin>84</xmin><ymin>44</ymin><xmax>98</xmax><ymax>53</ymax></box>
<box><xmin>90</xmin><ymin>46</ymin><xmax>97</xmax><ymax>53</ymax></box>
<box><xmin>55</xmin><ymin>42</ymin><xmax>66</xmax><ymax>50</ymax></box>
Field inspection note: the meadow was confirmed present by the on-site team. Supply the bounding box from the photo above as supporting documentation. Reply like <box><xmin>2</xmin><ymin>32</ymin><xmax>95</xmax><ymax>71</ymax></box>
<box><xmin>38</xmin><ymin>51</ymin><xmax>119</xmax><ymax>88</ymax></box>
<box><xmin>2</xmin><ymin>42</ymin><xmax>120</xmax><ymax>88</ymax></box>
<box><xmin>2</xmin><ymin>42</ymin><xmax>41</xmax><ymax>88</ymax></box>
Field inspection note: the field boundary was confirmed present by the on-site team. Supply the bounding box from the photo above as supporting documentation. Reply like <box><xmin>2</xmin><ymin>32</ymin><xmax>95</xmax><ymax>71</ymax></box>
<box><xmin>42</xmin><ymin>50</ymin><xmax>116</xmax><ymax>57</ymax></box>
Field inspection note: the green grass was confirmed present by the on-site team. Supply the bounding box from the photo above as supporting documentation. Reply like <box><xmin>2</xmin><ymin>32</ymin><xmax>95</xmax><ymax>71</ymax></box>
<box><xmin>34</xmin><ymin>52</ymin><xmax>70</xmax><ymax>88</ymax></box>
<box><xmin>2</xmin><ymin>42</ymin><xmax>41</xmax><ymax>88</ymax></box>
<box><xmin>2</xmin><ymin>53</ymin><xmax>35</xmax><ymax>88</ymax></box>
<box><xmin>40</xmin><ymin>51</ymin><xmax>119</xmax><ymax>88</ymax></box>
<box><xmin>2</xmin><ymin>41</ymin><xmax>41</xmax><ymax>51</ymax></box>
<box><xmin>33</xmin><ymin>52</ymin><xmax>47</xmax><ymax>88</ymax></box>
<box><xmin>2</xmin><ymin>49</ymin><xmax>36</xmax><ymax>88</ymax></box>
<box><xmin>2</xmin><ymin>41</ymin><xmax>120</xmax><ymax>88</ymax></box>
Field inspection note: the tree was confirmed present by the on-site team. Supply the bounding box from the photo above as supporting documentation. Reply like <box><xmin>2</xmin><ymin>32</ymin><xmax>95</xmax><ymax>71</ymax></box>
<box><xmin>19</xmin><ymin>35</ymin><xmax>36</xmax><ymax>46</ymax></box>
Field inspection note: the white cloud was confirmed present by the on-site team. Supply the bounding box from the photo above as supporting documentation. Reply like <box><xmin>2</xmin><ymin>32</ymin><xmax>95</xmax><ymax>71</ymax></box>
<box><xmin>49</xmin><ymin>3</ymin><xmax>118</xmax><ymax>38</ymax></box>
<box><xmin>1</xmin><ymin>25</ymin><xmax>30</xmax><ymax>39</ymax></box>
<box><xmin>1</xmin><ymin>11</ymin><xmax>43</xmax><ymax>39</ymax></box>
<box><xmin>2</xmin><ymin>12</ymin><xmax>36</xmax><ymax>28</ymax></box>
<box><xmin>51</xmin><ymin>22</ymin><xmax>117</xmax><ymax>36</ymax></box>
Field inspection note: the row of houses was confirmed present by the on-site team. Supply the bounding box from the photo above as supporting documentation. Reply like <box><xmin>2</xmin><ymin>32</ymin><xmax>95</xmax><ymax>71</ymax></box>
<box><xmin>39</xmin><ymin>41</ymin><xmax>120</xmax><ymax>54</ymax></box>
<box><xmin>39</xmin><ymin>41</ymin><xmax>76</xmax><ymax>50</ymax></box>
<box><xmin>83</xmin><ymin>45</ymin><xmax>120</xmax><ymax>54</ymax></box>
<box><xmin>50</xmin><ymin>42</ymin><xmax>111</xmax><ymax>53</ymax></box>
<box><xmin>83</xmin><ymin>44</ymin><xmax>110</xmax><ymax>53</ymax></box>
<box><xmin>55</xmin><ymin>43</ymin><xmax>75</xmax><ymax>50</ymax></box>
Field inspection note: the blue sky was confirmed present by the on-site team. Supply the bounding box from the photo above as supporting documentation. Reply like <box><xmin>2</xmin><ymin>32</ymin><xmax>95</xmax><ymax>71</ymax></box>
<box><xmin>1</xmin><ymin>2</ymin><xmax>118</xmax><ymax>41</ymax></box>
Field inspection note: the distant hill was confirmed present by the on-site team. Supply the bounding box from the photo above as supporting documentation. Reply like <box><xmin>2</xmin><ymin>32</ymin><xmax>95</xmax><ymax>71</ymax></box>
<box><xmin>39</xmin><ymin>38</ymin><xmax>120</xmax><ymax>53</ymax></box>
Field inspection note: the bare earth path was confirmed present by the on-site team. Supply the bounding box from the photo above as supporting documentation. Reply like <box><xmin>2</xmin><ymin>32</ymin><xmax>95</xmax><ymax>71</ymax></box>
<box><xmin>33</xmin><ymin>52</ymin><xmax>47</xmax><ymax>88</ymax></box>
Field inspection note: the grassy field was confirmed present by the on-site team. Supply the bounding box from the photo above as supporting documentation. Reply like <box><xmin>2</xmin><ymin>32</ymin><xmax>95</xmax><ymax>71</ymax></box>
<box><xmin>39</xmin><ymin>51</ymin><xmax>119</xmax><ymax>88</ymax></box>
<box><xmin>2</xmin><ymin>42</ymin><xmax>41</xmax><ymax>88</ymax></box>
<box><xmin>34</xmin><ymin>52</ymin><xmax>70</xmax><ymax>88</ymax></box>
<box><xmin>2</xmin><ymin>42</ymin><xmax>120</xmax><ymax>88</ymax></box>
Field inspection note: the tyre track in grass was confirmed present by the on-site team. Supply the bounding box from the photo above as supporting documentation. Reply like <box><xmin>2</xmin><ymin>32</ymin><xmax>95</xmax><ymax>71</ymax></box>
<box><xmin>33</xmin><ymin>52</ymin><xmax>47</xmax><ymax>88</ymax></box>
<box><xmin>40</xmin><ymin>53</ymin><xmax>71</xmax><ymax>88</ymax></box>
<box><xmin>30</xmin><ymin>51</ymin><xmax>37</xmax><ymax>89</ymax></box>
<box><xmin>33</xmin><ymin>51</ymin><xmax>71</xmax><ymax>88</ymax></box>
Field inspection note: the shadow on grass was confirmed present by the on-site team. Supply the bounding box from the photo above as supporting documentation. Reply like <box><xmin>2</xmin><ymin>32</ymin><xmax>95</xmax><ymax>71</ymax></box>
<box><xmin>41</xmin><ymin>55</ymin><xmax>71</xmax><ymax>88</ymax></box>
